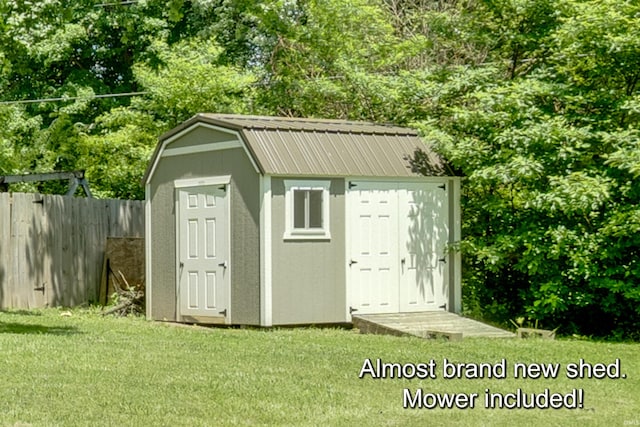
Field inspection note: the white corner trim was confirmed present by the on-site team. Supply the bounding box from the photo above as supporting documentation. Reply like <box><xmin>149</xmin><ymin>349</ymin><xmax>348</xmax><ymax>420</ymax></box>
<box><xmin>344</xmin><ymin>178</ymin><xmax>352</xmax><ymax>321</ymax></box>
<box><xmin>174</xmin><ymin>188</ymin><xmax>181</xmax><ymax>320</ymax></box>
<box><xmin>162</xmin><ymin>140</ymin><xmax>242</xmax><ymax>157</ymax></box>
<box><xmin>452</xmin><ymin>178</ymin><xmax>462</xmax><ymax>313</ymax></box>
<box><xmin>224</xmin><ymin>180</ymin><xmax>233</xmax><ymax>325</ymax></box>
<box><xmin>260</xmin><ymin>175</ymin><xmax>273</xmax><ymax>326</ymax></box>
<box><xmin>173</xmin><ymin>175</ymin><xmax>231</xmax><ymax>188</ymax></box>
<box><xmin>144</xmin><ymin>183</ymin><xmax>152</xmax><ymax>319</ymax></box>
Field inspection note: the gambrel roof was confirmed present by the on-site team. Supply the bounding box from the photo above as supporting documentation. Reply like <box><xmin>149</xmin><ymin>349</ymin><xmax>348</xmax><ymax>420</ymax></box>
<box><xmin>143</xmin><ymin>114</ymin><xmax>447</xmax><ymax>184</ymax></box>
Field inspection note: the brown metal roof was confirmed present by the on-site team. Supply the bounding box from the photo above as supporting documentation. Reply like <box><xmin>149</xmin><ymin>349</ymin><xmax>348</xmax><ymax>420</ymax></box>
<box><xmin>146</xmin><ymin>114</ymin><xmax>448</xmax><ymax>183</ymax></box>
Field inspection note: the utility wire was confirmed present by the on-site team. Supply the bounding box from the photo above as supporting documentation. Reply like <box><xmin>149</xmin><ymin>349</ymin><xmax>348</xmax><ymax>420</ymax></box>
<box><xmin>0</xmin><ymin>91</ymin><xmax>149</xmax><ymax>105</ymax></box>
<box><xmin>94</xmin><ymin>1</ymin><xmax>138</xmax><ymax>6</ymax></box>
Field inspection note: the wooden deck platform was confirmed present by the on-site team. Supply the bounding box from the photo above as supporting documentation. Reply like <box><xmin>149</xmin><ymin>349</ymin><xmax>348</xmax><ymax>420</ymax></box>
<box><xmin>352</xmin><ymin>311</ymin><xmax>515</xmax><ymax>340</ymax></box>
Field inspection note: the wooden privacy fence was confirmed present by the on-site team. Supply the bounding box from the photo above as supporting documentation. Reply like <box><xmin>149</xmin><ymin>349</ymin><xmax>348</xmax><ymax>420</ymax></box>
<box><xmin>0</xmin><ymin>192</ymin><xmax>144</xmax><ymax>309</ymax></box>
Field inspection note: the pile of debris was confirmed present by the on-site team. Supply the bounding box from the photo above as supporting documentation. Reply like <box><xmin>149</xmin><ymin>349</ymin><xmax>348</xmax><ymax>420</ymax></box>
<box><xmin>103</xmin><ymin>271</ymin><xmax>144</xmax><ymax>317</ymax></box>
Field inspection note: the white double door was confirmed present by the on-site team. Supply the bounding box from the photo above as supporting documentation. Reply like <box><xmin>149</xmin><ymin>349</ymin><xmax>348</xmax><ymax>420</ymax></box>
<box><xmin>349</xmin><ymin>181</ymin><xmax>449</xmax><ymax>315</ymax></box>
<box><xmin>177</xmin><ymin>183</ymin><xmax>229</xmax><ymax>320</ymax></box>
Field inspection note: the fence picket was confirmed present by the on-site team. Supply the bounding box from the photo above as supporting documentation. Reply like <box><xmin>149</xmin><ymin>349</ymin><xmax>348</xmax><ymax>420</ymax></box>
<box><xmin>0</xmin><ymin>193</ymin><xmax>144</xmax><ymax>309</ymax></box>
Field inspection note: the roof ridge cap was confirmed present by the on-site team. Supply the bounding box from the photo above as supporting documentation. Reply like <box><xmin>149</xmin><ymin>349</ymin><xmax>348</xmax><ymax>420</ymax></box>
<box><xmin>200</xmin><ymin>114</ymin><xmax>417</xmax><ymax>135</ymax></box>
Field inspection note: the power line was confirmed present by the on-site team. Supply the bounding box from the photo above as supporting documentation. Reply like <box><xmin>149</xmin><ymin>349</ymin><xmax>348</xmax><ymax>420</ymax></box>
<box><xmin>94</xmin><ymin>1</ymin><xmax>138</xmax><ymax>7</ymax></box>
<box><xmin>0</xmin><ymin>91</ymin><xmax>149</xmax><ymax>105</ymax></box>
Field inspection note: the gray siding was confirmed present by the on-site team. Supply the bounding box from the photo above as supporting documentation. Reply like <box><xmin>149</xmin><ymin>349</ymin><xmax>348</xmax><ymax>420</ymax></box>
<box><xmin>270</xmin><ymin>178</ymin><xmax>347</xmax><ymax>325</ymax></box>
<box><xmin>168</xmin><ymin>126</ymin><xmax>238</xmax><ymax>150</ymax></box>
<box><xmin>149</xmin><ymin>176</ymin><xmax>176</xmax><ymax>320</ymax></box>
<box><xmin>149</xmin><ymin>130</ymin><xmax>260</xmax><ymax>324</ymax></box>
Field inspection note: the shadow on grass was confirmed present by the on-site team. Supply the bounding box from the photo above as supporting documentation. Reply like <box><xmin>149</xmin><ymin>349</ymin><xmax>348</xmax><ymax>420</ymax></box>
<box><xmin>0</xmin><ymin>309</ymin><xmax>43</xmax><ymax>316</ymax></box>
<box><xmin>0</xmin><ymin>322</ymin><xmax>79</xmax><ymax>335</ymax></box>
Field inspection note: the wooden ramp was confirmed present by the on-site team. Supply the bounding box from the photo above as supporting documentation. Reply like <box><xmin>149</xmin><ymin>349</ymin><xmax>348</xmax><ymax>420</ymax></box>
<box><xmin>352</xmin><ymin>311</ymin><xmax>515</xmax><ymax>340</ymax></box>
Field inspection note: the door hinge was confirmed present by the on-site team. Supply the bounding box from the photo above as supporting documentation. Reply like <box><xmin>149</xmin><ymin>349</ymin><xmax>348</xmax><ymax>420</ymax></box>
<box><xmin>349</xmin><ymin>259</ymin><xmax>358</xmax><ymax>266</ymax></box>
<box><xmin>438</xmin><ymin>183</ymin><xmax>446</xmax><ymax>191</ymax></box>
<box><xmin>218</xmin><ymin>260</ymin><xmax>228</xmax><ymax>269</ymax></box>
<box><xmin>219</xmin><ymin>309</ymin><xmax>227</xmax><ymax>317</ymax></box>
<box><xmin>439</xmin><ymin>303</ymin><xmax>447</xmax><ymax>311</ymax></box>
<box><xmin>438</xmin><ymin>257</ymin><xmax>447</xmax><ymax>264</ymax></box>
<box><xmin>349</xmin><ymin>306</ymin><xmax>358</xmax><ymax>314</ymax></box>
<box><xmin>34</xmin><ymin>284</ymin><xmax>45</xmax><ymax>294</ymax></box>
<box><xmin>348</xmin><ymin>181</ymin><xmax>357</xmax><ymax>189</ymax></box>
<box><xmin>218</xmin><ymin>185</ymin><xmax>226</xmax><ymax>193</ymax></box>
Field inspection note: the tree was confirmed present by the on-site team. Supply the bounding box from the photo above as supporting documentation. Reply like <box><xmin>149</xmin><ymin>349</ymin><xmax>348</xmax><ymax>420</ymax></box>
<box><xmin>1</xmin><ymin>0</ymin><xmax>638</xmax><ymax>338</ymax></box>
<box><xmin>79</xmin><ymin>38</ymin><xmax>257</xmax><ymax>199</ymax></box>
<box><xmin>413</xmin><ymin>0</ymin><xmax>640</xmax><ymax>338</ymax></box>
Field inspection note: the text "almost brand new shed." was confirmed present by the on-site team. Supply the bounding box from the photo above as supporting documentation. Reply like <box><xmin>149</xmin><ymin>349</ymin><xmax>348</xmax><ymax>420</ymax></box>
<box><xmin>143</xmin><ymin>114</ymin><xmax>461</xmax><ymax>326</ymax></box>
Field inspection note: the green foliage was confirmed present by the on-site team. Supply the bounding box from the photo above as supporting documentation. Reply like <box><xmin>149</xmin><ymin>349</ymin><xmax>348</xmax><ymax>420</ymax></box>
<box><xmin>0</xmin><ymin>105</ymin><xmax>43</xmax><ymax>174</ymax></box>
<box><xmin>0</xmin><ymin>0</ymin><xmax>246</xmax><ymax>196</ymax></box>
<box><xmin>253</xmin><ymin>0</ymin><xmax>404</xmax><ymax>118</ymax></box>
<box><xmin>134</xmin><ymin>38</ymin><xmax>257</xmax><ymax>125</ymax></box>
<box><xmin>77</xmin><ymin>108</ymin><xmax>160</xmax><ymax>199</ymax></box>
<box><xmin>0</xmin><ymin>0</ymin><xmax>639</xmax><ymax>338</ymax></box>
<box><xmin>412</xmin><ymin>0</ymin><xmax>640</xmax><ymax>339</ymax></box>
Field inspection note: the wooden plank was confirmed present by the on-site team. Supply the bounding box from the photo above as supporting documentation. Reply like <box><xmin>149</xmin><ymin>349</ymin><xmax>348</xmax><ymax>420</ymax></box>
<box><xmin>48</xmin><ymin>194</ymin><xmax>66</xmax><ymax>307</ymax></box>
<box><xmin>352</xmin><ymin>315</ymin><xmax>413</xmax><ymax>338</ymax></box>
<box><xmin>74</xmin><ymin>196</ymin><xmax>87</xmax><ymax>305</ymax></box>
<box><xmin>0</xmin><ymin>193</ymin><xmax>11</xmax><ymax>308</ymax></box>
<box><xmin>27</xmin><ymin>193</ymin><xmax>47</xmax><ymax>308</ymax></box>
<box><xmin>110</xmin><ymin>198</ymin><xmax>144</xmax><ymax>238</ymax></box>
<box><xmin>41</xmin><ymin>194</ymin><xmax>55</xmax><ymax>307</ymax></box>
<box><xmin>85</xmin><ymin>198</ymin><xmax>101</xmax><ymax>302</ymax></box>
<box><xmin>12</xmin><ymin>194</ymin><xmax>32</xmax><ymax>308</ymax></box>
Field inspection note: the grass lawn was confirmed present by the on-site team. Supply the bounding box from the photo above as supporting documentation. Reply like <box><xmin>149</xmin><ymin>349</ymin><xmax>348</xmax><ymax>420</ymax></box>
<box><xmin>0</xmin><ymin>308</ymin><xmax>637</xmax><ymax>426</ymax></box>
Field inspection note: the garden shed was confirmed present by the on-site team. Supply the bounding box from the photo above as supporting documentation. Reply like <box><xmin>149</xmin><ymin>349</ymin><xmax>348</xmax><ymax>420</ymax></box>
<box><xmin>143</xmin><ymin>114</ymin><xmax>461</xmax><ymax>326</ymax></box>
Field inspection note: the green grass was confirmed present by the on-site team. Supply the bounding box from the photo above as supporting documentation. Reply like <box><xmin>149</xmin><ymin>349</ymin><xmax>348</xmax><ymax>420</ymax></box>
<box><xmin>0</xmin><ymin>308</ymin><xmax>637</xmax><ymax>426</ymax></box>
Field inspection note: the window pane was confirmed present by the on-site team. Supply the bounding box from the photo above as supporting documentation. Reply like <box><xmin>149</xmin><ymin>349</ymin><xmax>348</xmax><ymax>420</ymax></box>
<box><xmin>308</xmin><ymin>190</ymin><xmax>323</xmax><ymax>228</ymax></box>
<box><xmin>293</xmin><ymin>190</ymin><xmax>306</xmax><ymax>229</ymax></box>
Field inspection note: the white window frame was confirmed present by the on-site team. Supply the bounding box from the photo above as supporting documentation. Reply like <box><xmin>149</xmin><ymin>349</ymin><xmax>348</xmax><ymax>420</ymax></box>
<box><xmin>284</xmin><ymin>180</ymin><xmax>331</xmax><ymax>240</ymax></box>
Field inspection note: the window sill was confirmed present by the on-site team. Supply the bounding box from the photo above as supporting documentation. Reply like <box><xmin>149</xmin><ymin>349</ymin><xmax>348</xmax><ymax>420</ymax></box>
<box><xmin>283</xmin><ymin>230</ymin><xmax>331</xmax><ymax>241</ymax></box>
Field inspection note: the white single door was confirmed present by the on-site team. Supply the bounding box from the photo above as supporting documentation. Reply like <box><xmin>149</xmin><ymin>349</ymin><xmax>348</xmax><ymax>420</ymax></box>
<box><xmin>399</xmin><ymin>183</ymin><xmax>449</xmax><ymax>311</ymax></box>
<box><xmin>348</xmin><ymin>182</ymin><xmax>399</xmax><ymax>314</ymax></box>
<box><xmin>177</xmin><ymin>184</ymin><xmax>229</xmax><ymax>320</ymax></box>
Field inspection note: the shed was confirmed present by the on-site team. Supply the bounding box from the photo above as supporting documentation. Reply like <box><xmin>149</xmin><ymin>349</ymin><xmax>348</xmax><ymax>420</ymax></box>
<box><xmin>143</xmin><ymin>114</ymin><xmax>461</xmax><ymax>326</ymax></box>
